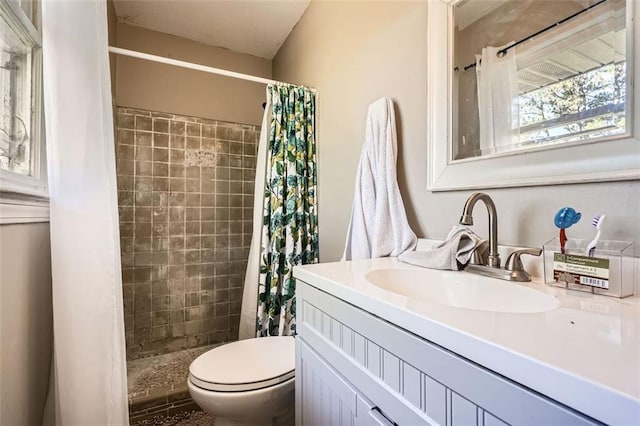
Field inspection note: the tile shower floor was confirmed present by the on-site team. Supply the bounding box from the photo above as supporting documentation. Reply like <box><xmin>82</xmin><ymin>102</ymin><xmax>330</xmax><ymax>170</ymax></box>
<box><xmin>132</xmin><ymin>410</ymin><xmax>214</xmax><ymax>426</ymax></box>
<box><xmin>128</xmin><ymin>344</ymin><xmax>221</xmax><ymax>424</ymax></box>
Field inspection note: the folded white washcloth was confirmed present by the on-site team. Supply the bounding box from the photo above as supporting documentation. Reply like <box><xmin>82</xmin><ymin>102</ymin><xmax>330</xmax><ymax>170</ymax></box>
<box><xmin>398</xmin><ymin>225</ymin><xmax>487</xmax><ymax>271</ymax></box>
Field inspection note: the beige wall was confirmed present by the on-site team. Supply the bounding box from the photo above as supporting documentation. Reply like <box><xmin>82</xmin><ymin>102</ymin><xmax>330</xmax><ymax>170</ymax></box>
<box><xmin>0</xmin><ymin>223</ymin><xmax>53</xmax><ymax>425</ymax></box>
<box><xmin>114</xmin><ymin>23</ymin><xmax>271</xmax><ymax>126</ymax></box>
<box><xmin>273</xmin><ymin>1</ymin><xmax>640</xmax><ymax>262</ymax></box>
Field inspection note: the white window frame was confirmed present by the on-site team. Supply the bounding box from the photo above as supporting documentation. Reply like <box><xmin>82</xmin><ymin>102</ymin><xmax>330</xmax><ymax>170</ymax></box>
<box><xmin>0</xmin><ymin>0</ymin><xmax>48</xmax><ymax>223</ymax></box>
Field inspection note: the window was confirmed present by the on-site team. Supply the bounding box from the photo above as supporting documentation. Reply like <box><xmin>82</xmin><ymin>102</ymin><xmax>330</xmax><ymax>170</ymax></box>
<box><xmin>518</xmin><ymin>30</ymin><xmax>626</xmax><ymax>147</ymax></box>
<box><xmin>516</xmin><ymin>1</ymin><xmax>627</xmax><ymax>148</ymax></box>
<box><xmin>0</xmin><ymin>0</ymin><xmax>47</xmax><ymax>223</ymax></box>
<box><xmin>1</xmin><ymin>15</ymin><xmax>33</xmax><ymax>175</ymax></box>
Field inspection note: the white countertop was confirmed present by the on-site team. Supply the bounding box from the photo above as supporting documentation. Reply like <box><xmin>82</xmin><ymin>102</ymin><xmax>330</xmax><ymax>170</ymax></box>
<box><xmin>293</xmin><ymin>257</ymin><xmax>640</xmax><ymax>425</ymax></box>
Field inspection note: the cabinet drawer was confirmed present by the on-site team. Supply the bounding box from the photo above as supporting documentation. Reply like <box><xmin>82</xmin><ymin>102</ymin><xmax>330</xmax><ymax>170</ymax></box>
<box><xmin>297</xmin><ymin>281</ymin><xmax>598</xmax><ymax>426</ymax></box>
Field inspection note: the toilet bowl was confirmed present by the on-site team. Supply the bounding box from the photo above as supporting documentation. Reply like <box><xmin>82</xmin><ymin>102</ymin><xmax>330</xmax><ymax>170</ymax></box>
<box><xmin>188</xmin><ymin>336</ymin><xmax>295</xmax><ymax>426</ymax></box>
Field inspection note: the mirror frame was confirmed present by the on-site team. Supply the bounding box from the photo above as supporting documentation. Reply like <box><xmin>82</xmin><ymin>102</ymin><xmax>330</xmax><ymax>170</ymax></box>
<box><xmin>427</xmin><ymin>0</ymin><xmax>640</xmax><ymax>191</ymax></box>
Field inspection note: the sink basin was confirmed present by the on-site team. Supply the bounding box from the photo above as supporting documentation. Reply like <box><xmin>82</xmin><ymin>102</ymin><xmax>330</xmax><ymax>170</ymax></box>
<box><xmin>365</xmin><ymin>268</ymin><xmax>560</xmax><ymax>313</ymax></box>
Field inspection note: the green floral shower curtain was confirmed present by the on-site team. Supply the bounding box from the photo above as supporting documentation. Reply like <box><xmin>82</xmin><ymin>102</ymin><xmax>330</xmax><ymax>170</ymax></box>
<box><xmin>257</xmin><ymin>84</ymin><xmax>319</xmax><ymax>337</ymax></box>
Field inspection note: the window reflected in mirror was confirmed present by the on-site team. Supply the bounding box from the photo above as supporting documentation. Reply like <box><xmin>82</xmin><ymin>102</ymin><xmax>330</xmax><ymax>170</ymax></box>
<box><xmin>453</xmin><ymin>0</ymin><xmax>627</xmax><ymax>161</ymax></box>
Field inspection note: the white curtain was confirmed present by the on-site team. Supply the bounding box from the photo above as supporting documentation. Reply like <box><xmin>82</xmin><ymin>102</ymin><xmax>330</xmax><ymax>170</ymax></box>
<box><xmin>239</xmin><ymin>89</ymin><xmax>271</xmax><ymax>340</ymax></box>
<box><xmin>476</xmin><ymin>45</ymin><xmax>520</xmax><ymax>155</ymax></box>
<box><xmin>42</xmin><ymin>0</ymin><xmax>128</xmax><ymax>424</ymax></box>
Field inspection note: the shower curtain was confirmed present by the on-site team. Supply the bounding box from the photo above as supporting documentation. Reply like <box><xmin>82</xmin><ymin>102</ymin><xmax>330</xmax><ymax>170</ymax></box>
<box><xmin>476</xmin><ymin>45</ymin><xmax>520</xmax><ymax>155</ymax></box>
<box><xmin>245</xmin><ymin>84</ymin><xmax>318</xmax><ymax>337</ymax></box>
<box><xmin>239</xmin><ymin>91</ymin><xmax>271</xmax><ymax>340</ymax></box>
<box><xmin>42</xmin><ymin>0</ymin><xmax>128</xmax><ymax>424</ymax></box>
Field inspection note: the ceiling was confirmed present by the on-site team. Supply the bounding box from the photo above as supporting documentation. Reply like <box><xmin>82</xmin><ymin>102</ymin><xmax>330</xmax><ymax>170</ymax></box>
<box><xmin>112</xmin><ymin>0</ymin><xmax>311</xmax><ymax>59</ymax></box>
<box><xmin>455</xmin><ymin>0</ymin><xmax>511</xmax><ymax>31</ymax></box>
<box><xmin>518</xmin><ymin>29</ymin><xmax>626</xmax><ymax>94</ymax></box>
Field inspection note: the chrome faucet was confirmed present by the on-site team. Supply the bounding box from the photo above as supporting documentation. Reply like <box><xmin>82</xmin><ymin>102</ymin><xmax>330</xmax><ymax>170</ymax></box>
<box><xmin>459</xmin><ymin>192</ymin><xmax>501</xmax><ymax>268</ymax></box>
<box><xmin>459</xmin><ymin>192</ymin><xmax>541</xmax><ymax>282</ymax></box>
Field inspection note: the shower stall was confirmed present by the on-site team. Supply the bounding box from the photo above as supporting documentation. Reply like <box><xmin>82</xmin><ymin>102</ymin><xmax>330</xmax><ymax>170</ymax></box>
<box><xmin>115</xmin><ymin>106</ymin><xmax>259</xmax><ymax>420</ymax></box>
<box><xmin>109</xmin><ymin>36</ymin><xmax>319</xmax><ymax>422</ymax></box>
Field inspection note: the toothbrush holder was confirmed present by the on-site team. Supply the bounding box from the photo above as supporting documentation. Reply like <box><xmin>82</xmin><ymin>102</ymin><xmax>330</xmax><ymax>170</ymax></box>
<box><xmin>543</xmin><ymin>238</ymin><xmax>636</xmax><ymax>298</ymax></box>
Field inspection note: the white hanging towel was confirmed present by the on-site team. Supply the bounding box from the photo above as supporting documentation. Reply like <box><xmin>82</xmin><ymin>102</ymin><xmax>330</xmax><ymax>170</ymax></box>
<box><xmin>343</xmin><ymin>97</ymin><xmax>417</xmax><ymax>260</ymax></box>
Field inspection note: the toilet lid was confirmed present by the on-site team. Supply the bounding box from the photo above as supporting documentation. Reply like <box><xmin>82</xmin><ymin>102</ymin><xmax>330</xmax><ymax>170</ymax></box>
<box><xmin>189</xmin><ymin>336</ymin><xmax>295</xmax><ymax>392</ymax></box>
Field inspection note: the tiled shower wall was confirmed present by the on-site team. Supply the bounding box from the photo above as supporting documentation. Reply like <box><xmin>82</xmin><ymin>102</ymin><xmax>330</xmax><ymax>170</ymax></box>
<box><xmin>115</xmin><ymin>107</ymin><xmax>259</xmax><ymax>360</ymax></box>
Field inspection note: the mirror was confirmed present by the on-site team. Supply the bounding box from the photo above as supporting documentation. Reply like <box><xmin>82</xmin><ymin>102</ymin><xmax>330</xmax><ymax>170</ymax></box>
<box><xmin>454</xmin><ymin>0</ymin><xmax>627</xmax><ymax>160</ymax></box>
<box><xmin>426</xmin><ymin>0</ymin><xmax>639</xmax><ymax>191</ymax></box>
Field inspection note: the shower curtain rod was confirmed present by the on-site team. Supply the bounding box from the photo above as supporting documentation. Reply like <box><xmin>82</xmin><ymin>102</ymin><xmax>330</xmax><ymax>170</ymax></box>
<box><xmin>455</xmin><ymin>0</ymin><xmax>609</xmax><ymax>72</ymax></box>
<box><xmin>108</xmin><ymin>47</ymin><xmax>316</xmax><ymax>92</ymax></box>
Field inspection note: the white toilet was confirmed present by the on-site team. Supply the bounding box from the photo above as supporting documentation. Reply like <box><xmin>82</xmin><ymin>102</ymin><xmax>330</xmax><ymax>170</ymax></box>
<box><xmin>188</xmin><ymin>336</ymin><xmax>295</xmax><ymax>426</ymax></box>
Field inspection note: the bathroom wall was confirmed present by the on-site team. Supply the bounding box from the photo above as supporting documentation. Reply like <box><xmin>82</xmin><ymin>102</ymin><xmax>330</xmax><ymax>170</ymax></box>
<box><xmin>114</xmin><ymin>23</ymin><xmax>271</xmax><ymax>126</ymax></box>
<box><xmin>273</xmin><ymin>1</ymin><xmax>640</xmax><ymax>262</ymax></box>
<box><xmin>115</xmin><ymin>107</ymin><xmax>258</xmax><ymax>359</ymax></box>
<box><xmin>0</xmin><ymin>223</ymin><xmax>53</xmax><ymax>424</ymax></box>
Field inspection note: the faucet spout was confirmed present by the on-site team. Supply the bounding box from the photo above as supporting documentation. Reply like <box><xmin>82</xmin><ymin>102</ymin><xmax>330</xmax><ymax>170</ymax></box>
<box><xmin>459</xmin><ymin>192</ymin><xmax>501</xmax><ymax>268</ymax></box>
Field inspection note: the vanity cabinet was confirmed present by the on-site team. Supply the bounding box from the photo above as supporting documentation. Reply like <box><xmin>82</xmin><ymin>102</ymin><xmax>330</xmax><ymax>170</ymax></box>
<box><xmin>295</xmin><ymin>281</ymin><xmax>599</xmax><ymax>426</ymax></box>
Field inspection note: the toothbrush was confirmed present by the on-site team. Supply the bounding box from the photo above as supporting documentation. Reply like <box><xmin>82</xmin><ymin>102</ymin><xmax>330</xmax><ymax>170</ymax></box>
<box><xmin>585</xmin><ymin>215</ymin><xmax>606</xmax><ymax>257</ymax></box>
<box><xmin>554</xmin><ymin>207</ymin><xmax>581</xmax><ymax>254</ymax></box>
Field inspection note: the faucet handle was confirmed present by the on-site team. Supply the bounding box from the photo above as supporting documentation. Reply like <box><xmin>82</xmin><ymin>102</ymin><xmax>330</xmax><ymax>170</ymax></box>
<box><xmin>504</xmin><ymin>248</ymin><xmax>542</xmax><ymax>282</ymax></box>
<box><xmin>505</xmin><ymin>248</ymin><xmax>542</xmax><ymax>271</ymax></box>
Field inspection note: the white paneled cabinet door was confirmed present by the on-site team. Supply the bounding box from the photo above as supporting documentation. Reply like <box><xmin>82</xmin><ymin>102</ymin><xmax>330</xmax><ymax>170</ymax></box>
<box><xmin>297</xmin><ymin>338</ymin><xmax>402</xmax><ymax>426</ymax></box>
<box><xmin>297</xmin><ymin>338</ymin><xmax>358</xmax><ymax>426</ymax></box>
